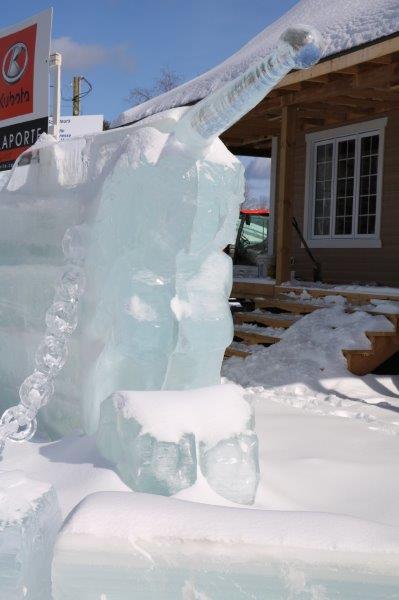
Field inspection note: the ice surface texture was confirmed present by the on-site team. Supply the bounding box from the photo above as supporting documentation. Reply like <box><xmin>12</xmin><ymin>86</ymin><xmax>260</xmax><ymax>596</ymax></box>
<box><xmin>200</xmin><ymin>432</ymin><xmax>259</xmax><ymax>505</ymax></box>
<box><xmin>52</xmin><ymin>491</ymin><xmax>399</xmax><ymax>600</ymax></box>
<box><xmin>0</xmin><ymin>470</ymin><xmax>61</xmax><ymax>600</ymax></box>
<box><xmin>0</xmin><ymin>108</ymin><xmax>242</xmax><ymax>440</ymax></box>
<box><xmin>97</xmin><ymin>384</ymin><xmax>259</xmax><ymax>503</ymax></box>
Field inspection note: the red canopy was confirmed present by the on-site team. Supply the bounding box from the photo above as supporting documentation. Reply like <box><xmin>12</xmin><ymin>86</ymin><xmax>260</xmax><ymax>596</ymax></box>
<box><xmin>240</xmin><ymin>208</ymin><xmax>270</xmax><ymax>215</ymax></box>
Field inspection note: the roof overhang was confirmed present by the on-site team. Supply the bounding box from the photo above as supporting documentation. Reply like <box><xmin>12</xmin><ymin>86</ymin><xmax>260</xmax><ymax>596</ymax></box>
<box><xmin>222</xmin><ymin>33</ymin><xmax>399</xmax><ymax>157</ymax></box>
<box><xmin>276</xmin><ymin>32</ymin><xmax>399</xmax><ymax>89</ymax></box>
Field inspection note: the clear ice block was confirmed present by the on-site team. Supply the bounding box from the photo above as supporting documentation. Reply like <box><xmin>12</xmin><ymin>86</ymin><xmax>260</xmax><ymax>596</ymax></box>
<box><xmin>52</xmin><ymin>491</ymin><xmax>399</xmax><ymax>600</ymax></box>
<box><xmin>0</xmin><ymin>470</ymin><xmax>61</xmax><ymax>600</ymax></box>
<box><xmin>97</xmin><ymin>395</ymin><xmax>196</xmax><ymax>495</ymax></box>
<box><xmin>96</xmin><ymin>386</ymin><xmax>258</xmax><ymax>503</ymax></box>
<box><xmin>200</xmin><ymin>432</ymin><xmax>260</xmax><ymax>505</ymax></box>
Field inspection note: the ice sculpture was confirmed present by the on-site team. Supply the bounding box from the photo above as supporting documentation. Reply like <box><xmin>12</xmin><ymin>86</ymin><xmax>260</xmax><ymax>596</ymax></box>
<box><xmin>0</xmin><ymin>27</ymin><xmax>322</xmax><ymax>502</ymax></box>
<box><xmin>0</xmin><ymin>470</ymin><xmax>61</xmax><ymax>600</ymax></box>
<box><xmin>200</xmin><ymin>431</ymin><xmax>259</xmax><ymax>504</ymax></box>
<box><xmin>52</xmin><ymin>491</ymin><xmax>399</xmax><ymax>600</ymax></box>
<box><xmin>96</xmin><ymin>383</ymin><xmax>258</xmax><ymax>503</ymax></box>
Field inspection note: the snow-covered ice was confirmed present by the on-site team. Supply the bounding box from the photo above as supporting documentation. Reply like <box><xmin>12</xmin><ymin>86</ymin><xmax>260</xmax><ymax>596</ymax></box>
<box><xmin>51</xmin><ymin>489</ymin><xmax>399</xmax><ymax>600</ymax></box>
<box><xmin>1</xmin><ymin>368</ymin><xmax>398</xmax><ymax>598</ymax></box>
<box><xmin>96</xmin><ymin>385</ymin><xmax>259</xmax><ymax>503</ymax></box>
<box><xmin>0</xmin><ymin>470</ymin><xmax>61</xmax><ymax>600</ymax></box>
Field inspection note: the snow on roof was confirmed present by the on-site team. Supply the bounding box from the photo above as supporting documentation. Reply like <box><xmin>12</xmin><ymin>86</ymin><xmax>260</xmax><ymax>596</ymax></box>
<box><xmin>114</xmin><ymin>0</ymin><xmax>399</xmax><ymax>128</ymax></box>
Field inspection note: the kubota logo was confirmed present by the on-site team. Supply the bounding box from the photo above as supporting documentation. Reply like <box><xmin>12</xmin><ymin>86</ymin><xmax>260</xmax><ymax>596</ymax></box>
<box><xmin>2</xmin><ymin>43</ymin><xmax>28</xmax><ymax>84</ymax></box>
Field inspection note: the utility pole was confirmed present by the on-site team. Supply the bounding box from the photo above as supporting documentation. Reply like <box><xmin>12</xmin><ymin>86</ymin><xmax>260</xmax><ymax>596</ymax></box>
<box><xmin>72</xmin><ymin>76</ymin><xmax>81</xmax><ymax>116</ymax></box>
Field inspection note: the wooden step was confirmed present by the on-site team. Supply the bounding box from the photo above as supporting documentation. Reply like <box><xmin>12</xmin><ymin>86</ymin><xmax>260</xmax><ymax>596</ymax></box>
<box><xmin>232</xmin><ymin>280</ymin><xmax>275</xmax><ymax>298</ymax></box>
<box><xmin>233</xmin><ymin>311</ymin><xmax>298</xmax><ymax>329</ymax></box>
<box><xmin>224</xmin><ymin>346</ymin><xmax>250</xmax><ymax>358</ymax></box>
<box><xmin>275</xmin><ymin>285</ymin><xmax>399</xmax><ymax>305</ymax></box>
<box><xmin>343</xmin><ymin>329</ymin><xmax>399</xmax><ymax>375</ymax></box>
<box><xmin>234</xmin><ymin>328</ymin><xmax>280</xmax><ymax>345</ymax></box>
<box><xmin>253</xmin><ymin>297</ymin><xmax>318</xmax><ymax>314</ymax></box>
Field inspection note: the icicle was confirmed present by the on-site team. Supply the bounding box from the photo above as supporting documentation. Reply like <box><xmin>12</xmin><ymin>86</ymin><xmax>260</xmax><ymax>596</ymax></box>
<box><xmin>175</xmin><ymin>26</ymin><xmax>323</xmax><ymax>146</ymax></box>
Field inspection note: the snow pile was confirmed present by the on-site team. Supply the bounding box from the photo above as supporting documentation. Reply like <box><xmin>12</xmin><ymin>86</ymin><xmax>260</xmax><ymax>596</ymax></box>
<box><xmin>235</xmin><ymin>322</ymin><xmax>286</xmax><ymax>338</ymax></box>
<box><xmin>114</xmin><ymin>0</ymin><xmax>399</xmax><ymax>126</ymax></box>
<box><xmin>224</xmin><ymin>306</ymin><xmax>399</xmax><ymax>436</ymax></box>
<box><xmin>55</xmin><ymin>490</ymin><xmax>399</xmax><ymax>557</ymax></box>
<box><xmin>1</xmin><ymin>437</ymin><xmax>130</xmax><ymax>518</ymax></box>
<box><xmin>223</xmin><ymin>306</ymin><xmax>394</xmax><ymax>388</ymax></box>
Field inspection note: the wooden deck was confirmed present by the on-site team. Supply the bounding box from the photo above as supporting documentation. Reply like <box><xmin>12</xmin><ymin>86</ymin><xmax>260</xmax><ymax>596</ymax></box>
<box><xmin>228</xmin><ymin>279</ymin><xmax>399</xmax><ymax>374</ymax></box>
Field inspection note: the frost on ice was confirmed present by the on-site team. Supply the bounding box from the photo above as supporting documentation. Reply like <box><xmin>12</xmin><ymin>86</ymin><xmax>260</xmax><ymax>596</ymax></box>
<box><xmin>0</xmin><ymin>470</ymin><xmax>61</xmax><ymax>600</ymax></box>
<box><xmin>52</xmin><ymin>491</ymin><xmax>399</xmax><ymax>600</ymax></box>
<box><xmin>0</xmin><ymin>26</ymin><xmax>322</xmax><ymax>506</ymax></box>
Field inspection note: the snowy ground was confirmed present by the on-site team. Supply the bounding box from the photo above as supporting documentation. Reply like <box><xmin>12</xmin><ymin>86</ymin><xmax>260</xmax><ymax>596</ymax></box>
<box><xmin>2</xmin><ymin>311</ymin><xmax>398</xmax><ymax>525</ymax></box>
<box><xmin>1</xmin><ymin>306</ymin><xmax>398</xmax><ymax>597</ymax></box>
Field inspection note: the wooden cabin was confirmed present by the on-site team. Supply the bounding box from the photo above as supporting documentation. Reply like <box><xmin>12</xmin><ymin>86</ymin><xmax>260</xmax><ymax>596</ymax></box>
<box><xmin>116</xmin><ymin>2</ymin><xmax>399</xmax><ymax>289</ymax></box>
<box><xmin>222</xmin><ymin>34</ymin><xmax>399</xmax><ymax>287</ymax></box>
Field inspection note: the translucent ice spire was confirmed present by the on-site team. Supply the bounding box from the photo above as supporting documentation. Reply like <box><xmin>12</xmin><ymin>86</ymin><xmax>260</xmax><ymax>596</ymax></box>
<box><xmin>175</xmin><ymin>26</ymin><xmax>323</xmax><ymax>146</ymax></box>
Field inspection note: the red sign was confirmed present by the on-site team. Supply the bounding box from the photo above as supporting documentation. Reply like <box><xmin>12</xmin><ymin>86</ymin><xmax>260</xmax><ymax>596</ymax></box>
<box><xmin>0</xmin><ymin>9</ymin><xmax>51</xmax><ymax>170</ymax></box>
<box><xmin>0</xmin><ymin>24</ymin><xmax>36</xmax><ymax>122</ymax></box>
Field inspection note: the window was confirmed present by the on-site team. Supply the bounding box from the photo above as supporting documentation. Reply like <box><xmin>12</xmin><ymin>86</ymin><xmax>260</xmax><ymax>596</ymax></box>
<box><xmin>305</xmin><ymin>119</ymin><xmax>386</xmax><ymax>248</ymax></box>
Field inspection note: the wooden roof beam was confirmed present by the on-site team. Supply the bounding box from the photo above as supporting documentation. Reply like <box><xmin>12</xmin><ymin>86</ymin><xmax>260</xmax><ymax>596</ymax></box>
<box><xmin>331</xmin><ymin>95</ymin><xmax>379</xmax><ymax>109</ymax></box>
<box><xmin>337</xmin><ymin>87</ymin><xmax>399</xmax><ymax>101</ymax></box>
<box><xmin>275</xmin><ymin>35</ymin><xmax>399</xmax><ymax>89</ymax></box>
<box><xmin>282</xmin><ymin>63</ymin><xmax>399</xmax><ymax>105</ymax></box>
<box><xmin>299</xmin><ymin>117</ymin><xmax>325</xmax><ymax>126</ymax></box>
<box><xmin>297</xmin><ymin>107</ymin><xmax>346</xmax><ymax>120</ymax></box>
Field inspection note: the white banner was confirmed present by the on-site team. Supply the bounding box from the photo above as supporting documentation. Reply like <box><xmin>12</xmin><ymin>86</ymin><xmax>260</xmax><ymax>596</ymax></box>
<box><xmin>59</xmin><ymin>115</ymin><xmax>104</xmax><ymax>140</ymax></box>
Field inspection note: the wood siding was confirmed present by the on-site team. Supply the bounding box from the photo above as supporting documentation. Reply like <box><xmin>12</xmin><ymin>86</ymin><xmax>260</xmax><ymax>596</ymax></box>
<box><xmin>291</xmin><ymin>111</ymin><xmax>399</xmax><ymax>286</ymax></box>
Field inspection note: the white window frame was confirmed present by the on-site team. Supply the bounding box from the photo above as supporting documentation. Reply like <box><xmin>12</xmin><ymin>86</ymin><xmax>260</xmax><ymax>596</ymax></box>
<box><xmin>303</xmin><ymin>118</ymin><xmax>387</xmax><ymax>248</ymax></box>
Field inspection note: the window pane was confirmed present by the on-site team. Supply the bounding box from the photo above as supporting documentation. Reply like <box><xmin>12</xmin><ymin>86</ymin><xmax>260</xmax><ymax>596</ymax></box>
<box><xmin>370</xmin><ymin>174</ymin><xmax>377</xmax><ymax>195</ymax></box>
<box><xmin>357</xmin><ymin>135</ymin><xmax>379</xmax><ymax>235</ymax></box>
<box><xmin>313</xmin><ymin>142</ymin><xmax>333</xmax><ymax>236</ymax></box>
<box><xmin>335</xmin><ymin>139</ymin><xmax>355</xmax><ymax>235</ymax></box>
<box><xmin>347</xmin><ymin>139</ymin><xmax>356</xmax><ymax>158</ymax></box>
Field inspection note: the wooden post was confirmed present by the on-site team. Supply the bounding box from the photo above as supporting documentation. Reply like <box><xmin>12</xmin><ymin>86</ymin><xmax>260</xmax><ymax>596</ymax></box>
<box><xmin>276</xmin><ymin>105</ymin><xmax>296</xmax><ymax>285</ymax></box>
<box><xmin>73</xmin><ymin>76</ymin><xmax>81</xmax><ymax>116</ymax></box>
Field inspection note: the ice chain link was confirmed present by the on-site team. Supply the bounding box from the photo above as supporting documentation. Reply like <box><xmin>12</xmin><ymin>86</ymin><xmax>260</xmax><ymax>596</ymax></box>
<box><xmin>0</xmin><ymin>225</ymin><xmax>88</xmax><ymax>454</ymax></box>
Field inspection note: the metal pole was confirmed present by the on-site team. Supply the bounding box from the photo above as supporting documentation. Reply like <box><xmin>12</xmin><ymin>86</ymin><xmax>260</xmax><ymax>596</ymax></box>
<box><xmin>73</xmin><ymin>76</ymin><xmax>81</xmax><ymax>116</ymax></box>
<box><xmin>267</xmin><ymin>136</ymin><xmax>278</xmax><ymax>258</ymax></box>
<box><xmin>49</xmin><ymin>53</ymin><xmax>62</xmax><ymax>140</ymax></box>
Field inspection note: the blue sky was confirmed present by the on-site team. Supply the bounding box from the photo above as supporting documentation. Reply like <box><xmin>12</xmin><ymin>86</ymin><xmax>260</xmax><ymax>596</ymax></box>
<box><xmin>4</xmin><ymin>0</ymin><xmax>298</xmax><ymax>121</ymax></box>
<box><xmin>2</xmin><ymin>0</ymin><xmax>299</xmax><ymax>204</ymax></box>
